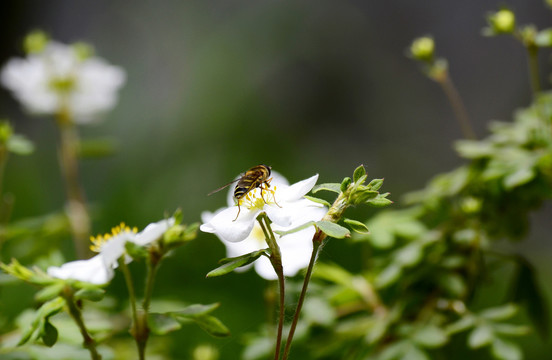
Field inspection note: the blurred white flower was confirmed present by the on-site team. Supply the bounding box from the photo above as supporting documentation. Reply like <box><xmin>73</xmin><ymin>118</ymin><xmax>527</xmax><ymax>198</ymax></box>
<box><xmin>1</xmin><ymin>40</ymin><xmax>125</xmax><ymax>123</ymax></box>
<box><xmin>201</xmin><ymin>172</ymin><xmax>326</xmax><ymax>280</ymax></box>
<box><xmin>47</xmin><ymin>218</ymin><xmax>174</xmax><ymax>284</ymax></box>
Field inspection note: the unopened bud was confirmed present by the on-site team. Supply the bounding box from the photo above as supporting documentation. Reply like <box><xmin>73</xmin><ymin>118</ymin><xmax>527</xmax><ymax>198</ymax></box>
<box><xmin>488</xmin><ymin>9</ymin><xmax>515</xmax><ymax>34</ymax></box>
<box><xmin>24</xmin><ymin>30</ymin><xmax>49</xmax><ymax>54</ymax></box>
<box><xmin>410</xmin><ymin>36</ymin><xmax>435</xmax><ymax>62</ymax></box>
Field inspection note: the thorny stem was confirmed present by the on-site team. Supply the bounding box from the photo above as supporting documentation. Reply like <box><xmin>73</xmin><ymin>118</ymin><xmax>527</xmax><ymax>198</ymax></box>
<box><xmin>258</xmin><ymin>213</ymin><xmax>285</xmax><ymax>360</ymax></box>
<box><xmin>63</xmin><ymin>287</ymin><xmax>102</xmax><ymax>360</ymax></box>
<box><xmin>56</xmin><ymin>111</ymin><xmax>91</xmax><ymax>259</ymax></box>
<box><xmin>436</xmin><ymin>72</ymin><xmax>477</xmax><ymax>140</ymax></box>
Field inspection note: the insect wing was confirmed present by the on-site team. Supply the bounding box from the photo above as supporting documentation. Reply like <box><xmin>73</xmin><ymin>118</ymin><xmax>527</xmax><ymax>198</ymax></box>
<box><xmin>207</xmin><ymin>178</ymin><xmax>240</xmax><ymax>196</ymax></box>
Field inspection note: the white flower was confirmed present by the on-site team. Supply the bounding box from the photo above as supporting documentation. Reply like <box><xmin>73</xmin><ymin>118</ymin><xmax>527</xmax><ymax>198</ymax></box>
<box><xmin>201</xmin><ymin>172</ymin><xmax>326</xmax><ymax>280</ymax></box>
<box><xmin>1</xmin><ymin>41</ymin><xmax>125</xmax><ymax>123</ymax></box>
<box><xmin>47</xmin><ymin>218</ymin><xmax>174</xmax><ymax>284</ymax></box>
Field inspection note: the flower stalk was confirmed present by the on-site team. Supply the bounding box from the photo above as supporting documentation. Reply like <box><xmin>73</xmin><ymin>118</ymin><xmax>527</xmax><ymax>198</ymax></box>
<box><xmin>258</xmin><ymin>213</ymin><xmax>285</xmax><ymax>360</ymax></box>
<box><xmin>56</xmin><ymin>110</ymin><xmax>91</xmax><ymax>259</ymax></box>
<box><xmin>62</xmin><ymin>286</ymin><xmax>102</xmax><ymax>360</ymax></box>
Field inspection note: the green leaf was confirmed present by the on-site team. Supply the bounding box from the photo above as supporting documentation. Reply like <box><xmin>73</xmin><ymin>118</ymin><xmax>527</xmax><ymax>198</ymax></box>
<box><xmin>303</xmin><ymin>195</ymin><xmax>331</xmax><ymax>207</ymax></box>
<box><xmin>343</xmin><ymin>218</ymin><xmax>369</xmax><ymax>234</ymax></box>
<box><xmin>479</xmin><ymin>304</ymin><xmax>517</xmax><ymax>321</ymax></box>
<box><xmin>503</xmin><ymin>167</ymin><xmax>535</xmax><ymax>189</ymax></box>
<box><xmin>367</xmin><ymin>178</ymin><xmax>384</xmax><ymax>191</ymax></box>
<box><xmin>7</xmin><ymin>135</ymin><xmax>34</xmax><ymax>155</ymax></box>
<box><xmin>312</xmin><ymin>183</ymin><xmax>341</xmax><ymax>194</ymax></box>
<box><xmin>411</xmin><ymin>325</ymin><xmax>448</xmax><ymax>348</ymax></box>
<box><xmin>125</xmin><ymin>241</ymin><xmax>148</xmax><ymax>260</ymax></box>
<box><xmin>446</xmin><ymin>315</ymin><xmax>476</xmax><ymax>335</ymax></box>
<box><xmin>35</xmin><ymin>283</ymin><xmax>65</xmax><ymax>302</ymax></box>
<box><xmin>18</xmin><ymin>297</ymin><xmax>65</xmax><ymax>346</ymax></box>
<box><xmin>437</xmin><ymin>272</ymin><xmax>467</xmax><ymax>298</ymax></box>
<box><xmin>376</xmin><ymin>264</ymin><xmax>402</xmax><ymax>288</ymax></box>
<box><xmin>41</xmin><ymin>320</ymin><xmax>58</xmax><ymax>347</ymax></box>
<box><xmin>74</xmin><ymin>287</ymin><xmax>105</xmax><ymax>302</ymax></box>
<box><xmin>171</xmin><ymin>303</ymin><xmax>220</xmax><ymax>317</ymax></box>
<box><xmin>366</xmin><ymin>193</ymin><xmax>393</xmax><ymax>207</ymax></box>
<box><xmin>149</xmin><ymin>313</ymin><xmax>182</xmax><ymax>335</ymax></box>
<box><xmin>491</xmin><ymin>337</ymin><xmax>522</xmax><ymax>360</ymax></box>
<box><xmin>353</xmin><ymin>165</ymin><xmax>366</xmax><ymax>183</ymax></box>
<box><xmin>509</xmin><ymin>255</ymin><xmax>550</xmax><ymax>339</ymax></box>
<box><xmin>207</xmin><ymin>249</ymin><xmax>268</xmax><ymax>277</ymax></box>
<box><xmin>395</xmin><ymin>243</ymin><xmax>423</xmax><ymax>267</ymax></box>
<box><xmin>190</xmin><ymin>315</ymin><xmax>231</xmax><ymax>337</ymax></box>
<box><xmin>493</xmin><ymin>323</ymin><xmax>531</xmax><ymax>336</ymax></box>
<box><xmin>316</xmin><ymin>220</ymin><xmax>350</xmax><ymax>239</ymax></box>
<box><xmin>273</xmin><ymin>221</ymin><xmax>315</xmax><ymax>236</ymax></box>
<box><xmin>468</xmin><ymin>324</ymin><xmax>494</xmax><ymax>349</ymax></box>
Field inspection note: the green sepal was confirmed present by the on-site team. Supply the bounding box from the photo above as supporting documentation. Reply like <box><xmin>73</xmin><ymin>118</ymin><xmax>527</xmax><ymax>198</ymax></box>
<box><xmin>343</xmin><ymin>218</ymin><xmax>370</xmax><ymax>234</ymax></box>
<box><xmin>125</xmin><ymin>241</ymin><xmax>148</xmax><ymax>261</ymax></box>
<box><xmin>273</xmin><ymin>221</ymin><xmax>315</xmax><ymax>237</ymax></box>
<box><xmin>312</xmin><ymin>183</ymin><xmax>342</xmax><ymax>194</ymax></box>
<box><xmin>366</xmin><ymin>193</ymin><xmax>393</xmax><ymax>207</ymax></box>
<box><xmin>207</xmin><ymin>249</ymin><xmax>268</xmax><ymax>277</ymax></box>
<box><xmin>74</xmin><ymin>287</ymin><xmax>105</xmax><ymax>302</ymax></box>
<box><xmin>35</xmin><ymin>282</ymin><xmax>65</xmax><ymax>302</ymax></box>
<box><xmin>353</xmin><ymin>165</ymin><xmax>366</xmax><ymax>182</ymax></box>
<box><xmin>341</xmin><ymin>177</ymin><xmax>352</xmax><ymax>192</ymax></box>
<box><xmin>1</xmin><ymin>259</ymin><xmax>57</xmax><ymax>286</ymax></box>
<box><xmin>41</xmin><ymin>320</ymin><xmax>58</xmax><ymax>347</ymax></box>
<box><xmin>350</xmin><ymin>190</ymin><xmax>378</xmax><ymax>205</ymax></box>
<box><xmin>163</xmin><ymin>222</ymin><xmax>199</xmax><ymax>250</ymax></box>
<box><xmin>303</xmin><ymin>195</ymin><xmax>331</xmax><ymax>207</ymax></box>
<box><xmin>316</xmin><ymin>220</ymin><xmax>350</xmax><ymax>239</ymax></box>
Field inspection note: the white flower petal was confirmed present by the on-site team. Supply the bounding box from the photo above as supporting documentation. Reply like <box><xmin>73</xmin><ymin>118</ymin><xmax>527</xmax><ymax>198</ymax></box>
<box><xmin>278</xmin><ymin>174</ymin><xmax>319</xmax><ymax>202</ymax></box>
<box><xmin>47</xmin><ymin>255</ymin><xmax>113</xmax><ymax>285</ymax></box>
<box><xmin>134</xmin><ymin>218</ymin><xmax>175</xmax><ymax>246</ymax></box>
<box><xmin>202</xmin><ymin>206</ymin><xmax>259</xmax><ymax>242</ymax></box>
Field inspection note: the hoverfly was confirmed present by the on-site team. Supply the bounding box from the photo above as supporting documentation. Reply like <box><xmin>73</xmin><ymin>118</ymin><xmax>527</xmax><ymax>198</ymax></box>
<box><xmin>208</xmin><ymin>164</ymin><xmax>273</xmax><ymax>220</ymax></box>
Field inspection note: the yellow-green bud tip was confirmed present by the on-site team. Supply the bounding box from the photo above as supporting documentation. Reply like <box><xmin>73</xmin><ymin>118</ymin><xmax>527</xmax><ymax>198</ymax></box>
<box><xmin>0</xmin><ymin>121</ymin><xmax>14</xmax><ymax>143</ymax></box>
<box><xmin>23</xmin><ymin>30</ymin><xmax>49</xmax><ymax>54</ymax></box>
<box><xmin>410</xmin><ymin>36</ymin><xmax>435</xmax><ymax>62</ymax></box>
<box><xmin>72</xmin><ymin>42</ymin><xmax>95</xmax><ymax>61</ymax></box>
<box><xmin>489</xmin><ymin>9</ymin><xmax>515</xmax><ymax>34</ymax></box>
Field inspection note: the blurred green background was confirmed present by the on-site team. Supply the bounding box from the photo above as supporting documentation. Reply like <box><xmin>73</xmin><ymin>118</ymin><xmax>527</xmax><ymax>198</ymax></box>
<box><xmin>1</xmin><ymin>1</ymin><xmax>551</xmax><ymax>358</ymax></box>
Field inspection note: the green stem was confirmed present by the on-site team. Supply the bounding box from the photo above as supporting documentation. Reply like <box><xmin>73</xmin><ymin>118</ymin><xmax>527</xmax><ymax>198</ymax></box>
<box><xmin>437</xmin><ymin>72</ymin><xmax>477</xmax><ymax>140</ymax></box>
<box><xmin>64</xmin><ymin>289</ymin><xmax>102</xmax><ymax>360</ymax></box>
<box><xmin>56</xmin><ymin>113</ymin><xmax>91</xmax><ymax>259</ymax></box>
<box><xmin>258</xmin><ymin>214</ymin><xmax>285</xmax><ymax>360</ymax></box>
<box><xmin>120</xmin><ymin>260</ymin><xmax>139</xmax><ymax>338</ymax></box>
<box><xmin>281</xmin><ymin>239</ymin><xmax>321</xmax><ymax>360</ymax></box>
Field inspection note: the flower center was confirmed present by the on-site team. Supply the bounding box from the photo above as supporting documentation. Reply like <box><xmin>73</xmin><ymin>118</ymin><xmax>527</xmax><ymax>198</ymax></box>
<box><xmin>49</xmin><ymin>76</ymin><xmax>76</xmax><ymax>94</ymax></box>
<box><xmin>90</xmin><ymin>222</ymin><xmax>138</xmax><ymax>253</ymax></box>
<box><xmin>239</xmin><ymin>185</ymin><xmax>278</xmax><ymax>211</ymax></box>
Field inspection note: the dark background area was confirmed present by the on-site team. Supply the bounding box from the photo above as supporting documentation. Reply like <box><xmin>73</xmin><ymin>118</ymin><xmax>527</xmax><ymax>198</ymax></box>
<box><xmin>0</xmin><ymin>1</ymin><xmax>551</xmax><ymax>358</ymax></box>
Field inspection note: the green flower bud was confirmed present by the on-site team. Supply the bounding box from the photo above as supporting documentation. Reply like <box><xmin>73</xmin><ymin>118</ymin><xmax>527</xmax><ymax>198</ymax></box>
<box><xmin>488</xmin><ymin>9</ymin><xmax>516</xmax><ymax>34</ymax></box>
<box><xmin>193</xmin><ymin>344</ymin><xmax>219</xmax><ymax>360</ymax></box>
<box><xmin>460</xmin><ymin>196</ymin><xmax>482</xmax><ymax>214</ymax></box>
<box><xmin>72</xmin><ymin>42</ymin><xmax>94</xmax><ymax>61</ymax></box>
<box><xmin>410</xmin><ymin>36</ymin><xmax>435</xmax><ymax>62</ymax></box>
<box><xmin>0</xmin><ymin>121</ymin><xmax>14</xmax><ymax>143</ymax></box>
<box><xmin>23</xmin><ymin>30</ymin><xmax>49</xmax><ymax>54</ymax></box>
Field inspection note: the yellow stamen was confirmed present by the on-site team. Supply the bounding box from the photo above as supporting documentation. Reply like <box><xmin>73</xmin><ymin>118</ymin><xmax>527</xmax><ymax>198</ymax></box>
<box><xmin>89</xmin><ymin>222</ymin><xmax>138</xmax><ymax>252</ymax></box>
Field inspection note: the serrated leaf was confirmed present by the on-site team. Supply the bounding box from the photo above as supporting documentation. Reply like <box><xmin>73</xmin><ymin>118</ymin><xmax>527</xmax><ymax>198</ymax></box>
<box><xmin>312</xmin><ymin>183</ymin><xmax>341</xmax><ymax>194</ymax></box>
<box><xmin>353</xmin><ymin>165</ymin><xmax>366</xmax><ymax>183</ymax></box>
<box><xmin>149</xmin><ymin>313</ymin><xmax>182</xmax><ymax>335</ymax></box>
<box><xmin>207</xmin><ymin>249</ymin><xmax>267</xmax><ymax>277</ymax></box>
<box><xmin>303</xmin><ymin>195</ymin><xmax>331</xmax><ymax>207</ymax></box>
<box><xmin>316</xmin><ymin>220</ymin><xmax>350</xmax><ymax>239</ymax></box>
<box><xmin>74</xmin><ymin>287</ymin><xmax>105</xmax><ymax>302</ymax></box>
<box><xmin>366</xmin><ymin>193</ymin><xmax>393</xmax><ymax>208</ymax></box>
<box><xmin>491</xmin><ymin>337</ymin><xmax>522</xmax><ymax>360</ymax></box>
<box><xmin>191</xmin><ymin>315</ymin><xmax>230</xmax><ymax>337</ymax></box>
<box><xmin>41</xmin><ymin>320</ymin><xmax>58</xmax><ymax>347</ymax></box>
<box><xmin>468</xmin><ymin>324</ymin><xmax>494</xmax><ymax>349</ymax></box>
<box><xmin>343</xmin><ymin>218</ymin><xmax>369</xmax><ymax>234</ymax></box>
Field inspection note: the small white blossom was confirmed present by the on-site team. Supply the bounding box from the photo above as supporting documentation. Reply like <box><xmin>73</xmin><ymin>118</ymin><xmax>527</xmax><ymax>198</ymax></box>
<box><xmin>47</xmin><ymin>218</ymin><xmax>174</xmax><ymax>284</ymax></box>
<box><xmin>201</xmin><ymin>172</ymin><xmax>326</xmax><ymax>280</ymax></box>
<box><xmin>1</xmin><ymin>40</ymin><xmax>125</xmax><ymax>123</ymax></box>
